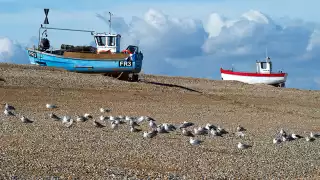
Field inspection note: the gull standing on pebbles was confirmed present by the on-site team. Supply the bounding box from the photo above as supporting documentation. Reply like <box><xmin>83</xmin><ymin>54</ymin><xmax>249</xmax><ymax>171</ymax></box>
<box><xmin>280</xmin><ymin>128</ymin><xmax>287</xmax><ymax>137</ymax></box>
<box><xmin>149</xmin><ymin>119</ymin><xmax>157</xmax><ymax>130</ymax></box>
<box><xmin>205</xmin><ymin>123</ymin><xmax>216</xmax><ymax>131</ymax></box>
<box><xmin>64</xmin><ymin>119</ymin><xmax>74</xmax><ymax>128</ymax></box>
<box><xmin>236</xmin><ymin>125</ymin><xmax>246</xmax><ymax>132</ymax></box>
<box><xmin>84</xmin><ymin>113</ymin><xmax>93</xmax><ymax>119</ymax></box>
<box><xmin>130</xmin><ymin>125</ymin><xmax>142</xmax><ymax>132</ymax></box>
<box><xmin>20</xmin><ymin>116</ymin><xmax>33</xmax><ymax>123</ymax></box>
<box><xmin>4</xmin><ymin>103</ymin><xmax>15</xmax><ymax>111</ymax></box>
<box><xmin>273</xmin><ymin>138</ymin><xmax>281</xmax><ymax>144</ymax></box>
<box><xmin>143</xmin><ymin>130</ymin><xmax>158</xmax><ymax>138</ymax></box>
<box><xmin>179</xmin><ymin>121</ymin><xmax>194</xmax><ymax>129</ymax></box>
<box><xmin>46</xmin><ymin>104</ymin><xmax>57</xmax><ymax>109</ymax></box>
<box><xmin>291</xmin><ymin>133</ymin><xmax>303</xmax><ymax>139</ymax></box>
<box><xmin>181</xmin><ymin>128</ymin><xmax>194</xmax><ymax>137</ymax></box>
<box><xmin>4</xmin><ymin>109</ymin><xmax>14</xmax><ymax>116</ymax></box>
<box><xmin>62</xmin><ymin>116</ymin><xmax>71</xmax><ymax>124</ymax></box>
<box><xmin>76</xmin><ymin>115</ymin><xmax>86</xmax><ymax>122</ymax></box>
<box><xmin>49</xmin><ymin>113</ymin><xmax>60</xmax><ymax>121</ymax></box>
<box><xmin>189</xmin><ymin>137</ymin><xmax>201</xmax><ymax>145</ymax></box>
<box><xmin>210</xmin><ymin>129</ymin><xmax>221</xmax><ymax>137</ymax></box>
<box><xmin>194</xmin><ymin>127</ymin><xmax>207</xmax><ymax>135</ymax></box>
<box><xmin>235</xmin><ymin>131</ymin><xmax>245</xmax><ymax>138</ymax></box>
<box><xmin>129</xmin><ymin>119</ymin><xmax>140</xmax><ymax>128</ymax></box>
<box><xmin>237</xmin><ymin>142</ymin><xmax>250</xmax><ymax>149</ymax></box>
<box><xmin>100</xmin><ymin>115</ymin><xmax>106</xmax><ymax>121</ymax></box>
<box><xmin>157</xmin><ymin>125</ymin><xmax>169</xmax><ymax>133</ymax></box>
<box><xmin>100</xmin><ymin>108</ymin><xmax>111</xmax><ymax>113</ymax></box>
<box><xmin>111</xmin><ymin>121</ymin><xmax>118</xmax><ymax>129</ymax></box>
<box><xmin>163</xmin><ymin>123</ymin><xmax>176</xmax><ymax>131</ymax></box>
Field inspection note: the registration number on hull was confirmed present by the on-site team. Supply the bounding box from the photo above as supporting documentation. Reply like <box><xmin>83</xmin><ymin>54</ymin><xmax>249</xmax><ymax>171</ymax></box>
<box><xmin>28</xmin><ymin>50</ymin><xmax>37</xmax><ymax>58</ymax></box>
<box><xmin>119</xmin><ymin>61</ymin><xmax>132</xmax><ymax>67</ymax></box>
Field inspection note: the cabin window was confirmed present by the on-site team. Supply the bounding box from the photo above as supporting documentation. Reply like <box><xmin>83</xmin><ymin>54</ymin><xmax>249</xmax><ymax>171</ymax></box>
<box><xmin>107</xmin><ymin>36</ymin><xmax>116</xmax><ymax>46</ymax></box>
<box><xmin>260</xmin><ymin>62</ymin><xmax>267</xmax><ymax>69</ymax></box>
<box><xmin>95</xmin><ymin>36</ymin><xmax>106</xmax><ymax>46</ymax></box>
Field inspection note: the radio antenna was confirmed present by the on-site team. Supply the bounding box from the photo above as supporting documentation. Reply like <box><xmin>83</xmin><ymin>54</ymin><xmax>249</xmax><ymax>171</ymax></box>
<box><xmin>108</xmin><ymin>12</ymin><xmax>113</xmax><ymax>34</ymax></box>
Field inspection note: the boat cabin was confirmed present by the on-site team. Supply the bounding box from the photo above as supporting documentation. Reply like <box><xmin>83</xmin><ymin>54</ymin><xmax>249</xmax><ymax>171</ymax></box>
<box><xmin>92</xmin><ymin>32</ymin><xmax>121</xmax><ymax>54</ymax></box>
<box><xmin>256</xmin><ymin>57</ymin><xmax>272</xmax><ymax>74</ymax></box>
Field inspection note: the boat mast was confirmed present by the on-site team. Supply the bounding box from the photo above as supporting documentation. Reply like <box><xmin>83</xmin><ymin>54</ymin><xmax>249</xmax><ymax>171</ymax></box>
<box><xmin>108</xmin><ymin>12</ymin><xmax>113</xmax><ymax>34</ymax></box>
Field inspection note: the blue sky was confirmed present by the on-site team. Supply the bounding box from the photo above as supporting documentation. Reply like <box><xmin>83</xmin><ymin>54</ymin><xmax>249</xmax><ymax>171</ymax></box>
<box><xmin>1</xmin><ymin>0</ymin><xmax>320</xmax><ymax>90</ymax></box>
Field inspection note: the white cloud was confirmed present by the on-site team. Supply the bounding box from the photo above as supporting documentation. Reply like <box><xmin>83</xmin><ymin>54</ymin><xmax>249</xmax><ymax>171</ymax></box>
<box><xmin>1</xmin><ymin>8</ymin><xmax>320</xmax><ymax>89</ymax></box>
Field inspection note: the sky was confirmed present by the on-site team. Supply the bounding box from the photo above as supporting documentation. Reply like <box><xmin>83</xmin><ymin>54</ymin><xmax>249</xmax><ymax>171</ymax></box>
<box><xmin>1</xmin><ymin>0</ymin><xmax>320</xmax><ymax>90</ymax></box>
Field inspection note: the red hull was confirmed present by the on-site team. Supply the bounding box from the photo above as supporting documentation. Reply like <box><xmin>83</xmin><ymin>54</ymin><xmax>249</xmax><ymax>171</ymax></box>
<box><xmin>220</xmin><ymin>68</ymin><xmax>287</xmax><ymax>77</ymax></box>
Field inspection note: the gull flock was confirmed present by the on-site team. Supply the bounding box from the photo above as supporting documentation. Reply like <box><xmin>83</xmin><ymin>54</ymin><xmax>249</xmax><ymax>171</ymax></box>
<box><xmin>2</xmin><ymin>103</ymin><xmax>320</xmax><ymax>149</ymax></box>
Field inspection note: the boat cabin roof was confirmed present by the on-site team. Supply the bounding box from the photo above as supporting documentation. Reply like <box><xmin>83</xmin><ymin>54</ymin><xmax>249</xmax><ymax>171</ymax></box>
<box><xmin>92</xmin><ymin>32</ymin><xmax>121</xmax><ymax>37</ymax></box>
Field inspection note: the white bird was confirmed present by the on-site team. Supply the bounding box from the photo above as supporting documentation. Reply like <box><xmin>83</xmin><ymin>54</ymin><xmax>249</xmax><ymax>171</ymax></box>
<box><xmin>189</xmin><ymin>137</ymin><xmax>201</xmax><ymax>145</ymax></box>
<box><xmin>280</xmin><ymin>128</ymin><xmax>287</xmax><ymax>136</ymax></box>
<box><xmin>64</xmin><ymin>119</ymin><xmax>74</xmax><ymax>128</ymax></box>
<box><xmin>194</xmin><ymin>127</ymin><xmax>206</xmax><ymax>135</ymax></box>
<box><xmin>235</xmin><ymin>131</ymin><xmax>245</xmax><ymax>138</ymax></box>
<box><xmin>76</xmin><ymin>115</ymin><xmax>86</xmax><ymax>122</ymax></box>
<box><xmin>4</xmin><ymin>103</ymin><xmax>15</xmax><ymax>111</ymax></box>
<box><xmin>237</xmin><ymin>142</ymin><xmax>249</xmax><ymax>149</ymax></box>
<box><xmin>205</xmin><ymin>123</ymin><xmax>216</xmax><ymax>130</ymax></box>
<box><xmin>310</xmin><ymin>132</ymin><xmax>315</xmax><ymax>138</ymax></box>
<box><xmin>109</xmin><ymin>116</ymin><xmax>115</xmax><ymax>121</ymax></box>
<box><xmin>4</xmin><ymin>109</ymin><xmax>14</xmax><ymax>116</ymax></box>
<box><xmin>130</xmin><ymin>126</ymin><xmax>141</xmax><ymax>132</ymax></box>
<box><xmin>129</xmin><ymin>119</ymin><xmax>139</xmax><ymax>127</ymax></box>
<box><xmin>49</xmin><ymin>113</ymin><xmax>60</xmax><ymax>121</ymax></box>
<box><xmin>236</xmin><ymin>125</ymin><xmax>246</xmax><ymax>132</ymax></box>
<box><xmin>46</xmin><ymin>104</ymin><xmax>56</xmax><ymax>109</ymax></box>
<box><xmin>84</xmin><ymin>113</ymin><xmax>93</xmax><ymax>119</ymax></box>
<box><xmin>291</xmin><ymin>133</ymin><xmax>302</xmax><ymax>139</ymax></box>
<box><xmin>100</xmin><ymin>108</ymin><xmax>111</xmax><ymax>113</ymax></box>
<box><xmin>149</xmin><ymin>120</ymin><xmax>157</xmax><ymax>129</ymax></box>
<box><xmin>273</xmin><ymin>138</ymin><xmax>281</xmax><ymax>144</ymax></box>
<box><xmin>20</xmin><ymin>116</ymin><xmax>33</xmax><ymax>123</ymax></box>
<box><xmin>210</xmin><ymin>129</ymin><xmax>220</xmax><ymax>137</ymax></box>
<box><xmin>111</xmin><ymin>121</ymin><xmax>118</xmax><ymax>129</ymax></box>
<box><xmin>305</xmin><ymin>136</ymin><xmax>314</xmax><ymax>142</ymax></box>
<box><xmin>217</xmin><ymin>126</ymin><xmax>227</xmax><ymax>134</ymax></box>
<box><xmin>62</xmin><ymin>116</ymin><xmax>71</xmax><ymax>123</ymax></box>
<box><xmin>157</xmin><ymin>125</ymin><xmax>169</xmax><ymax>133</ymax></box>
<box><xmin>99</xmin><ymin>115</ymin><xmax>106</xmax><ymax>121</ymax></box>
<box><xmin>182</xmin><ymin>128</ymin><xmax>194</xmax><ymax>137</ymax></box>
<box><xmin>163</xmin><ymin>123</ymin><xmax>176</xmax><ymax>131</ymax></box>
<box><xmin>179</xmin><ymin>121</ymin><xmax>194</xmax><ymax>129</ymax></box>
<box><xmin>143</xmin><ymin>130</ymin><xmax>157</xmax><ymax>138</ymax></box>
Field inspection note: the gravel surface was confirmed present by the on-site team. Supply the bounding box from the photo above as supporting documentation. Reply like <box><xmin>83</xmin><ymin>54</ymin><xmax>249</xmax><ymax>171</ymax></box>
<box><xmin>0</xmin><ymin>63</ymin><xmax>320</xmax><ymax>179</ymax></box>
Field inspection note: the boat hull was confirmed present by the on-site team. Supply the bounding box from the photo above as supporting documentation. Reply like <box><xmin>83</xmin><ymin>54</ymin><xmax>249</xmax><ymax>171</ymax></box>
<box><xmin>26</xmin><ymin>49</ymin><xmax>143</xmax><ymax>74</ymax></box>
<box><xmin>220</xmin><ymin>68</ymin><xmax>287</xmax><ymax>86</ymax></box>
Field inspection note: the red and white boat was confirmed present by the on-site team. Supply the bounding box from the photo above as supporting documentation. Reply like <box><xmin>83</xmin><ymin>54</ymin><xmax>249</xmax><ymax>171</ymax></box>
<box><xmin>220</xmin><ymin>56</ymin><xmax>288</xmax><ymax>87</ymax></box>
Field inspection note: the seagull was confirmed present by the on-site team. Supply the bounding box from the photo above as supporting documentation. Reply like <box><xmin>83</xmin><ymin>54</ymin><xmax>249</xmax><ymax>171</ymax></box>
<box><xmin>129</xmin><ymin>119</ymin><xmax>139</xmax><ymax>128</ymax></box>
<box><xmin>305</xmin><ymin>136</ymin><xmax>315</xmax><ymax>142</ymax></box>
<box><xmin>93</xmin><ymin>119</ymin><xmax>105</xmax><ymax>128</ymax></box>
<box><xmin>194</xmin><ymin>127</ymin><xmax>207</xmax><ymax>135</ymax></box>
<box><xmin>130</xmin><ymin>126</ymin><xmax>142</xmax><ymax>132</ymax></box>
<box><xmin>189</xmin><ymin>137</ymin><xmax>201</xmax><ymax>145</ymax></box>
<box><xmin>76</xmin><ymin>115</ymin><xmax>86</xmax><ymax>122</ymax></box>
<box><xmin>149</xmin><ymin>120</ymin><xmax>157</xmax><ymax>129</ymax></box>
<box><xmin>163</xmin><ymin>123</ymin><xmax>176</xmax><ymax>131</ymax></box>
<box><xmin>84</xmin><ymin>113</ymin><xmax>93</xmax><ymax>119</ymax></box>
<box><xmin>291</xmin><ymin>133</ymin><xmax>303</xmax><ymax>139</ymax></box>
<box><xmin>143</xmin><ymin>130</ymin><xmax>158</xmax><ymax>138</ymax></box>
<box><xmin>20</xmin><ymin>116</ymin><xmax>33</xmax><ymax>123</ymax></box>
<box><xmin>181</xmin><ymin>128</ymin><xmax>194</xmax><ymax>137</ymax></box>
<box><xmin>4</xmin><ymin>109</ymin><xmax>14</xmax><ymax>116</ymax></box>
<box><xmin>310</xmin><ymin>132</ymin><xmax>315</xmax><ymax>138</ymax></box>
<box><xmin>235</xmin><ymin>131</ymin><xmax>245</xmax><ymax>138</ymax></box>
<box><xmin>273</xmin><ymin>138</ymin><xmax>281</xmax><ymax>144</ymax></box>
<box><xmin>111</xmin><ymin>121</ymin><xmax>118</xmax><ymax>129</ymax></box>
<box><xmin>100</xmin><ymin>108</ymin><xmax>111</xmax><ymax>113</ymax></box>
<box><xmin>4</xmin><ymin>103</ymin><xmax>15</xmax><ymax>111</ymax></box>
<box><xmin>62</xmin><ymin>116</ymin><xmax>71</xmax><ymax>123</ymax></box>
<box><xmin>280</xmin><ymin>128</ymin><xmax>287</xmax><ymax>137</ymax></box>
<box><xmin>217</xmin><ymin>126</ymin><xmax>227</xmax><ymax>134</ymax></box>
<box><xmin>109</xmin><ymin>116</ymin><xmax>115</xmax><ymax>121</ymax></box>
<box><xmin>236</xmin><ymin>125</ymin><xmax>246</xmax><ymax>132</ymax></box>
<box><xmin>100</xmin><ymin>115</ymin><xmax>106</xmax><ymax>121</ymax></box>
<box><xmin>179</xmin><ymin>121</ymin><xmax>194</xmax><ymax>129</ymax></box>
<box><xmin>237</xmin><ymin>142</ymin><xmax>250</xmax><ymax>149</ymax></box>
<box><xmin>49</xmin><ymin>113</ymin><xmax>60</xmax><ymax>121</ymax></box>
<box><xmin>64</xmin><ymin>119</ymin><xmax>74</xmax><ymax>128</ymax></box>
<box><xmin>157</xmin><ymin>125</ymin><xmax>169</xmax><ymax>133</ymax></box>
<box><xmin>205</xmin><ymin>123</ymin><xmax>216</xmax><ymax>130</ymax></box>
<box><xmin>46</xmin><ymin>104</ymin><xmax>57</xmax><ymax>109</ymax></box>
<box><xmin>210</xmin><ymin>129</ymin><xmax>221</xmax><ymax>137</ymax></box>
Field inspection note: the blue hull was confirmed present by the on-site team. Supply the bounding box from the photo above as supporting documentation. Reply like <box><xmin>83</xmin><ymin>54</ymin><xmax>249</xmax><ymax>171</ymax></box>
<box><xmin>26</xmin><ymin>49</ymin><xmax>142</xmax><ymax>73</ymax></box>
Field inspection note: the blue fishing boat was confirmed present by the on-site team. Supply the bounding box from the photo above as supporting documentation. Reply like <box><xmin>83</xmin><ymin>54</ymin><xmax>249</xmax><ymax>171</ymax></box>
<box><xmin>26</xmin><ymin>9</ymin><xmax>143</xmax><ymax>81</ymax></box>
